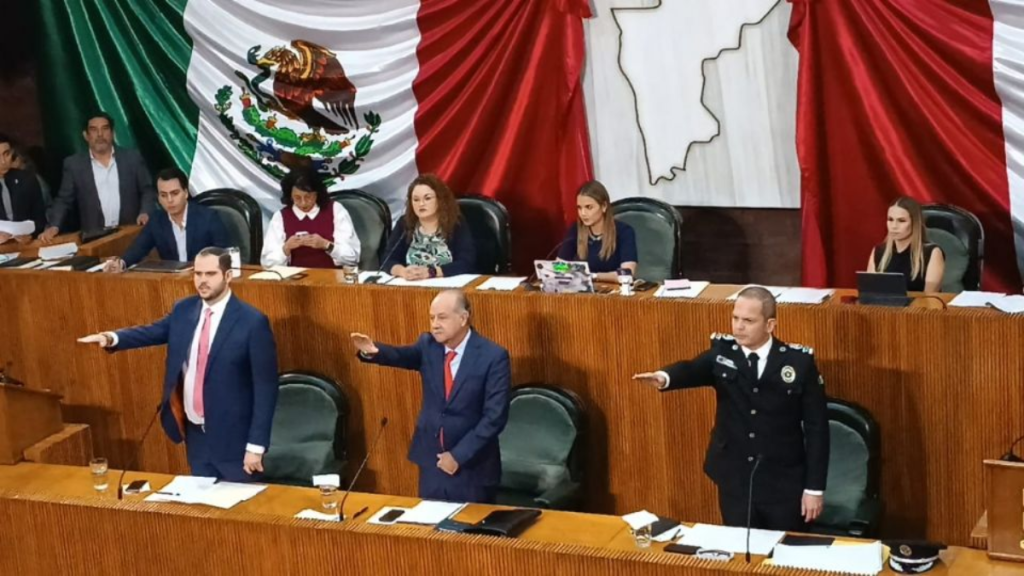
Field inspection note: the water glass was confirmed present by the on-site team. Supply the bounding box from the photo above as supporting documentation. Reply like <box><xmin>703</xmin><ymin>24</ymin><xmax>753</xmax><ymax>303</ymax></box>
<box><xmin>319</xmin><ymin>484</ymin><xmax>339</xmax><ymax>515</ymax></box>
<box><xmin>342</xmin><ymin>265</ymin><xmax>359</xmax><ymax>284</ymax></box>
<box><xmin>90</xmin><ymin>457</ymin><xmax>109</xmax><ymax>492</ymax></box>
<box><xmin>630</xmin><ymin>523</ymin><xmax>652</xmax><ymax>549</ymax></box>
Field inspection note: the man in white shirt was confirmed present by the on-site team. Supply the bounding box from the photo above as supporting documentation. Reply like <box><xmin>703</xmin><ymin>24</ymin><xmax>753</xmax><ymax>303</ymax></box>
<box><xmin>79</xmin><ymin>247</ymin><xmax>279</xmax><ymax>481</ymax></box>
<box><xmin>633</xmin><ymin>286</ymin><xmax>829</xmax><ymax>531</ymax></box>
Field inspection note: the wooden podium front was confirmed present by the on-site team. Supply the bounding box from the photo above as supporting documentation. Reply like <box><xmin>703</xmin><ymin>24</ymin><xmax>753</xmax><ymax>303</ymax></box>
<box><xmin>984</xmin><ymin>459</ymin><xmax>1024</xmax><ymax>562</ymax></box>
<box><xmin>0</xmin><ymin>383</ymin><xmax>63</xmax><ymax>464</ymax></box>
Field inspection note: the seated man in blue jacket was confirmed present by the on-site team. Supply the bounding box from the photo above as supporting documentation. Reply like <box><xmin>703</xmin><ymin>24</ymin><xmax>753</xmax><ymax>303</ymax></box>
<box><xmin>104</xmin><ymin>167</ymin><xmax>230</xmax><ymax>271</ymax></box>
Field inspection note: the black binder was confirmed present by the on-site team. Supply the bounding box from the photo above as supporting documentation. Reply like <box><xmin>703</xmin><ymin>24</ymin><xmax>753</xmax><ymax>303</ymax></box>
<box><xmin>80</xmin><ymin>226</ymin><xmax>119</xmax><ymax>244</ymax></box>
<box><xmin>46</xmin><ymin>256</ymin><xmax>100</xmax><ymax>271</ymax></box>
<box><xmin>463</xmin><ymin>509</ymin><xmax>541</xmax><ymax>538</ymax></box>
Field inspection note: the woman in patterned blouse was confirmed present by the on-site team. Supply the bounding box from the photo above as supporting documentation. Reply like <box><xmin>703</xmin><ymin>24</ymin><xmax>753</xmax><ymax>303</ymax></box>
<box><xmin>382</xmin><ymin>174</ymin><xmax>476</xmax><ymax>280</ymax></box>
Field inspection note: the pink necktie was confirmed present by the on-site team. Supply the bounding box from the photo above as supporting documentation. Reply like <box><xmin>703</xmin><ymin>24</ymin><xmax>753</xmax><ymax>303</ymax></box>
<box><xmin>193</xmin><ymin>308</ymin><xmax>214</xmax><ymax>418</ymax></box>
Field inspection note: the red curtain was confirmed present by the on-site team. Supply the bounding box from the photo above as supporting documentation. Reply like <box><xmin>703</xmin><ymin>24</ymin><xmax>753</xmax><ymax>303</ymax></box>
<box><xmin>789</xmin><ymin>0</ymin><xmax>1017</xmax><ymax>292</ymax></box>
<box><xmin>414</xmin><ymin>0</ymin><xmax>594</xmax><ymax>271</ymax></box>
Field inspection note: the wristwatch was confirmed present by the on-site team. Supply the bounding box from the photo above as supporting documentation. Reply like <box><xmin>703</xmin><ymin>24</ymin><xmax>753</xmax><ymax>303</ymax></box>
<box><xmin>428</xmin><ymin>267</ymin><xmax>438</xmax><ymax>278</ymax></box>
<box><xmin>324</xmin><ymin>242</ymin><xmax>334</xmax><ymax>253</ymax></box>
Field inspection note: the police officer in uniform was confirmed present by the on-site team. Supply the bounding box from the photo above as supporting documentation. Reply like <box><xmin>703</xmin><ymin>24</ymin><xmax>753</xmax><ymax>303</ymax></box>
<box><xmin>633</xmin><ymin>285</ymin><xmax>829</xmax><ymax>531</ymax></box>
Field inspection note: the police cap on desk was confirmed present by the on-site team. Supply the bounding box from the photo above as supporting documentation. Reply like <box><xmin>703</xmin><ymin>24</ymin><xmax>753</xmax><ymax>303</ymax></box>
<box><xmin>883</xmin><ymin>540</ymin><xmax>947</xmax><ymax>573</ymax></box>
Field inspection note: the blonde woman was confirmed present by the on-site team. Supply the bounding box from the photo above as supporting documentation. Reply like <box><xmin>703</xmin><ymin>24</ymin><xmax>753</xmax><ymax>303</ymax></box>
<box><xmin>556</xmin><ymin>181</ymin><xmax>638</xmax><ymax>282</ymax></box>
<box><xmin>866</xmin><ymin>197</ymin><xmax>945</xmax><ymax>292</ymax></box>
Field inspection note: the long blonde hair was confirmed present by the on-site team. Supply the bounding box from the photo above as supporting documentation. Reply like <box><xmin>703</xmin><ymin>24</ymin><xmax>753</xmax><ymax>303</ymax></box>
<box><xmin>575</xmin><ymin>181</ymin><xmax>617</xmax><ymax>261</ymax></box>
<box><xmin>878</xmin><ymin>196</ymin><xmax>927</xmax><ymax>280</ymax></box>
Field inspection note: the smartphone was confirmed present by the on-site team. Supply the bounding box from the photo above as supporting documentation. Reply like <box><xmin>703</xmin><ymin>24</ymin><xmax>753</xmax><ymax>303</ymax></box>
<box><xmin>294</xmin><ymin>231</ymin><xmax>310</xmax><ymax>237</ymax></box>
<box><xmin>378</xmin><ymin>509</ymin><xmax>405</xmax><ymax>524</ymax></box>
<box><xmin>124</xmin><ymin>479</ymin><xmax>148</xmax><ymax>494</ymax></box>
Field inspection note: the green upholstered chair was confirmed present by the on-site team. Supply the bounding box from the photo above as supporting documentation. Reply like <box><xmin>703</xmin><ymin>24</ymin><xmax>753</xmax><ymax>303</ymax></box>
<box><xmin>329</xmin><ymin>190</ymin><xmax>391</xmax><ymax>270</ymax></box>
<box><xmin>611</xmin><ymin>197</ymin><xmax>684</xmax><ymax>283</ymax></box>
<box><xmin>497</xmin><ymin>385</ymin><xmax>585</xmax><ymax>510</ymax></box>
<box><xmin>923</xmin><ymin>204</ymin><xmax>984</xmax><ymax>290</ymax></box>
<box><xmin>811</xmin><ymin>398</ymin><xmax>881</xmax><ymax>538</ymax></box>
<box><xmin>926</xmin><ymin>227</ymin><xmax>969</xmax><ymax>293</ymax></box>
<box><xmin>262</xmin><ymin>372</ymin><xmax>348</xmax><ymax>486</ymax></box>
<box><xmin>457</xmin><ymin>195</ymin><xmax>512</xmax><ymax>274</ymax></box>
<box><xmin>194</xmin><ymin>188</ymin><xmax>264</xmax><ymax>264</ymax></box>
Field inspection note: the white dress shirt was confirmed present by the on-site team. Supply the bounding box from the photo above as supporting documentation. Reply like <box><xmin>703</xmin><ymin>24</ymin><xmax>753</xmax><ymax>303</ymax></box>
<box><xmin>90</xmin><ymin>151</ymin><xmax>120</xmax><ymax>227</ymax></box>
<box><xmin>445</xmin><ymin>329</ymin><xmax>472</xmax><ymax>380</ymax></box>
<box><xmin>170</xmin><ymin>204</ymin><xmax>188</xmax><ymax>261</ymax></box>
<box><xmin>260</xmin><ymin>203</ymin><xmax>361</xmax><ymax>267</ymax></box>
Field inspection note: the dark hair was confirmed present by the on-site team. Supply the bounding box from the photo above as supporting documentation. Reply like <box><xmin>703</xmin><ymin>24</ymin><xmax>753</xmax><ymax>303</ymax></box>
<box><xmin>403</xmin><ymin>174</ymin><xmax>460</xmax><ymax>241</ymax></box>
<box><xmin>195</xmin><ymin>247</ymin><xmax>232</xmax><ymax>272</ymax></box>
<box><xmin>280</xmin><ymin>168</ymin><xmax>330</xmax><ymax>208</ymax></box>
<box><xmin>83</xmin><ymin>112</ymin><xmax>115</xmax><ymax>132</ymax></box>
<box><xmin>155</xmin><ymin>167</ymin><xmax>190</xmax><ymax>194</ymax></box>
<box><xmin>0</xmin><ymin>133</ymin><xmax>13</xmax><ymax>147</ymax></box>
<box><xmin>736</xmin><ymin>286</ymin><xmax>777</xmax><ymax>320</ymax></box>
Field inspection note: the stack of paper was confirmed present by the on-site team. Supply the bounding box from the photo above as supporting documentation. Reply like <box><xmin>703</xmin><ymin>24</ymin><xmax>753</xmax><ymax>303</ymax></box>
<box><xmin>38</xmin><ymin>242</ymin><xmax>78</xmax><ymax>261</ymax></box>
<box><xmin>678</xmin><ymin>523</ymin><xmax>785</xmax><ymax>555</ymax></box>
<box><xmin>654</xmin><ymin>280</ymin><xmax>710</xmax><ymax>299</ymax></box>
<box><xmin>621</xmin><ymin>510</ymin><xmax>659</xmax><ymax>530</ymax></box>
<box><xmin>777</xmin><ymin>288</ymin><xmax>835</xmax><ymax>304</ymax></box>
<box><xmin>294</xmin><ymin>509</ymin><xmax>341</xmax><ymax>522</ymax></box>
<box><xmin>144</xmin><ymin>476</ymin><xmax>267</xmax><ymax>509</ymax></box>
<box><xmin>0</xmin><ymin>220</ymin><xmax>35</xmax><ymax>238</ymax></box>
<box><xmin>476</xmin><ymin>276</ymin><xmax>527</xmax><ymax>291</ymax></box>
<box><xmin>395</xmin><ymin>500</ymin><xmax>465</xmax><ymax>525</ymax></box>
<box><xmin>386</xmin><ymin>274</ymin><xmax>481</xmax><ymax>288</ymax></box>
<box><xmin>988</xmin><ymin>294</ymin><xmax>1024</xmax><ymax>314</ymax></box>
<box><xmin>772</xmin><ymin>541</ymin><xmax>884</xmax><ymax>575</ymax></box>
<box><xmin>949</xmin><ymin>291</ymin><xmax>1006</xmax><ymax>308</ymax></box>
<box><xmin>248</xmin><ymin>266</ymin><xmax>307</xmax><ymax>281</ymax></box>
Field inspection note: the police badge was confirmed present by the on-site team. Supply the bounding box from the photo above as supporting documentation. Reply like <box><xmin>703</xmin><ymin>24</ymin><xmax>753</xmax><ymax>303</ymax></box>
<box><xmin>781</xmin><ymin>365</ymin><xmax>796</xmax><ymax>383</ymax></box>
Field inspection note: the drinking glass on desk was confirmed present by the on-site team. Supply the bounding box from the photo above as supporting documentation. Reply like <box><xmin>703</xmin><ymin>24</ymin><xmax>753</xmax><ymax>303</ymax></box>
<box><xmin>89</xmin><ymin>457</ymin><xmax>109</xmax><ymax>492</ymax></box>
<box><xmin>342</xmin><ymin>265</ymin><xmax>359</xmax><ymax>284</ymax></box>
<box><xmin>630</xmin><ymin>523</ymin><xmax>652</xmax><ymax>549</ymax></box>
<box><xmin>319</xmin><ymin>485</ymin><xmax>339</xmax><ymax>515</ymax></box>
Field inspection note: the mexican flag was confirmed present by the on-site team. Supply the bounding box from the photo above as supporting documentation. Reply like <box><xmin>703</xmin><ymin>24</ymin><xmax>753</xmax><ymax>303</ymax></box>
<box><xmin>37</xmin><ymin>0</ymin><xmax>593</xmax><ymax>268</ymax></box>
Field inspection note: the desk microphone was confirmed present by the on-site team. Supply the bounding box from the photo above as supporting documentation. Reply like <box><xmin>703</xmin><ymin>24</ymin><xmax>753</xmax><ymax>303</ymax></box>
<box><xmin>339</xmin><ymin>417</ymin><xmax>389</xmax><ymax>520</ymax></box>
<box><xmin>1001</xmin><ymin>433</ymin><xmax>1024</xmax><ymax>462</ymax></box>
<box><xmin>363</xmin><ymin>236</ymin><xmax>404</xmax><ymax>284</ymax></box>
<box><xmin>117</xmin><ymin>404</ymin><xmax>162</xmax><ymax>500</ymax></box>
<box><xmin>745</xmin><ymin>455</ymin><xmax>763</xmax><ymax>563</ymax></box>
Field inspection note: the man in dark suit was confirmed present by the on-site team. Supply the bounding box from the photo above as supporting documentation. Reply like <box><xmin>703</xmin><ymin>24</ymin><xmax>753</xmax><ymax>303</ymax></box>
<box><xmin>40</xmin><ymin>112</ymin><xmax>156</xmax><ymax>242</ymax></box>
<box><xmin>78</xmin><ymin>247</ymin><xmax>279</xmax><ymax>481</ymax></box>
<box><xmin>633</xmin><ymin>286</ymin><xmax>829</xmax><ymax>531</ymax></box>
<box><xmin>103</xmin><ymin>167</ymin><xmax>230</xmax><ymax>272</ymax></box>
<box><xmin>0</xmin><ymin>133</ymin><xmax>46</xmax><ymax>241</ymax></box>
<box><xmin>351</xmin><ymin>289</ymin><xmax>511</xmax><ymax>503</ymax></box>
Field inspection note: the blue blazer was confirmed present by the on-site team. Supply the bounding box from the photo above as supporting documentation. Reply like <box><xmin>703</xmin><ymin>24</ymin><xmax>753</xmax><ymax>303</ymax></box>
<box><xmin>361</xmin><ymin>331</ymin><xmax>510</xmax><ymax>485</ymax></box>
<box><xmin>122</xmin><ymin>202</ymin><xmax>231</xmax><ymax>267</ymax></box>
<box><xmin>111</xmin><ymin>295</ymin><xmax>279</xmax><ymax>461</ymax></box>
<box><xmin>381</xmin><ymin>218</ymin><xmax>478</xmax><ymax>276</ymax></box>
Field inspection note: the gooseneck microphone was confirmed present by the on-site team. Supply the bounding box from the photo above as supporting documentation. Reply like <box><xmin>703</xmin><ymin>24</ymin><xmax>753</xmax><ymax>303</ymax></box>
<box><xmin>1001</xmin><ymin>433</ymin><xmax>1024</xmax><ymax>462</ymax></box>
<box><xmin>363</xmin><ymin>237</ymin><xmax>404</xmax><ymax>285</ymax></box>
<box><xmin>522</xmin><ymin>237</ymin><xmax>573</xmax><ymax>290</ymax></box>
<box><xmin>117</xmin><ymin>404</ymin><xmax>162</xmax><ymax>500</ymax></box>
<box><xmin>338</xmin><ymin>417</ymin><xmax>389</xmax><ymax>520</ymax></box>
<box><xmin>745</xmin><ymin>455</ymin><xmax>763</xmax><ymax>563</ymax></box>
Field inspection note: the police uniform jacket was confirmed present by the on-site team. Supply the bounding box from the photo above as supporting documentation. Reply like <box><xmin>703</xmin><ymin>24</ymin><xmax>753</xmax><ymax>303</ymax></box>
<box><xmin>660</xmin><ymin>334</ymin><xmax>829</xmax><ymax>503</ymax></box>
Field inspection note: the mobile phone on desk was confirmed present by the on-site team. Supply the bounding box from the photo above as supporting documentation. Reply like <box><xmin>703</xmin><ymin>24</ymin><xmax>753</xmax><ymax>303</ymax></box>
<box><xmin>124</xmin><ymin>479</ymin><xmax>149</xmax><ymax>494</ymax></box>
<box><xmin>378</xmin><ymin>508</ymin><xmax>405</xmax><ymax>524</ymax></box>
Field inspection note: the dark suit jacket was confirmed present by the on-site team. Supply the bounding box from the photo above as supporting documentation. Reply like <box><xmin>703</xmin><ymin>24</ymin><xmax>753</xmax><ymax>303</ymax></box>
<box><xmin>661</xmin><ymin>334</ymin><xmax>829</xmax><ymax>503</ymax></box>
<box><xmin>121</xmin><ymin>202</ymin><xmax>231</xmax><ymax>267</ymax></box>
<box><xmin>111</xmin><ymin>295</ymin><xmax>279</xmax><ymax>461</ymax></box>
<box><xmin>49</xmin><ymin>147</ymin><xmax>156</xmax><ymax>232</ymax></box>
<box><xmin>381</xmin><ymin>218</ymin><xmax>477</xmax><ymax>276</ymax></box>
<box><xmin>1</xmin><ymin>168</ymin><xmax>46</xmax><ymax>236</ymax></box>
<box><xmin>360</xmin><ymin>331</ymin><xmax>510</xmax><ymax>486</ymax></box>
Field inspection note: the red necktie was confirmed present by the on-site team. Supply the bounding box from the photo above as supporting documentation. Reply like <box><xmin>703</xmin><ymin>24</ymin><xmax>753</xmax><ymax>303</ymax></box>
<box><xmin>441</xmin><ymin>350</ymin><xmax>456</xmax><ymax>449</ymax></box>
<box><xmin>193</xmin><ymin>308</ymin><xmax>214</xmax><ymax>418</ymax></box>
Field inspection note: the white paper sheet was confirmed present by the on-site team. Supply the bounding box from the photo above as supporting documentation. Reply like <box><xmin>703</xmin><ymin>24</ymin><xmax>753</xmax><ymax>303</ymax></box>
<box><xmin>0</xmin><ymin>253</ymin><xmax>19</xmax><ymax>264</ymax></box>
<box><xmin>621</xmin><ymin>510</ymin><xmax>660</xmax><ymax>530</ymax></box>
<box><xmin>772</xmin><ymin>541</ymin><xmax>884</xmax><ymax>575</ymax></box>
<box><xmin>386</xmin><ymin>274</ymin><xmax>481</xmax><ymax>289</ymax></box>
<box><xmin>678</xmin><ymin>523</ymin><xmax>785</xmax><ymax>555</ymax></box>
<box><xmin>0</xmin><ymin>220</ymin><xmax>35</xmax><ymax>237</ymax></box>
<box><xmin>948</xmin><ymin>291</ymin><xmax>1006</xmax><ymax>308</ymax></box>
<box><xmin>38</xmin><ymin>242</ymin><xmax>78</xmax><ymax>261</ymax></box>
<box><xmin>776</xmin><ymin>288</ymin><xmax>835</xmax><ymax>304</ymax></box>
<box><xmin>476</xmin><ymin>276</ymin><xmax>528</xmax><ymax>291</ymax></box>
<box><xmin>295</xmin><ymin>509</ymin><xmax>341</xmax><ymax>522</ymax></box>
<box><xmin>144</xmin><ymin>476</ymin><xmax>266</xmax><ymax>509</ymax></box>
<box><xmin>654</xmin><ymin>281</ymin><xmax>710</xmax><ymax>299</ymax></box>
<box><xmin>988</xmin><ymin>295</ymin><xmax>1024</xmax><ymax>314</ymax></box>
<box><xmin>248</xmin><ymin>265</ymin><xmax>307</xmax><ymax>280</ymax></box>
<box><xmin>396</xmin><ymin>500</ymin><xmax>465</xmax><ymax>525</ymax></box>
<box><xmin>312</xmin><ymin>474</ymin><xmax>341</xmax><ymax>488</ymax></box>
<box><xmin>727</xmin><ymin>285</ymin><xmax>789</xmax><ymax>300</ymax></box>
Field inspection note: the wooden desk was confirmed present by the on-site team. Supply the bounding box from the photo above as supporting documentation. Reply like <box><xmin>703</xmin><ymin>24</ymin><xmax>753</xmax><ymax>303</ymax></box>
<box><xmin>0</xmin><ymin>463</ymin><xmax>1016</xmax><ymax>576</ymax></box>
<box><xmin>0</xmin><ymin>226</ymin><xmax>141</xmax><ymax>259</ymax></box>
<box><xmin>0</xmin><ymin>271</ymin><xmax>1019</xmax><ymax>547</ymax></box>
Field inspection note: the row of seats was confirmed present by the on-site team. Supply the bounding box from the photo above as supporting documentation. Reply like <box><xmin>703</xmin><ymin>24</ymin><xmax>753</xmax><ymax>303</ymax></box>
<box><xmin>195</xmin><ymin>188</ymin><xmax>985</xmax><ymax>289</ymax></box>
<box><xmin>267</xmin><ymin>372</ymin><xmax>882</xmax><ymax>537</ymax></box>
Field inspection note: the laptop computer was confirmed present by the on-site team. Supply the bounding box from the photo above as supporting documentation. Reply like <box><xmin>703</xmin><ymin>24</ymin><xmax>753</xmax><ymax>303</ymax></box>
<box><xmin>856</xmin><ymin>272</ymin><xmax>911</xmax><ymax>307</ymax></box>
<box><xmin>534</xmin><ymin>260</ymin><xmax>594</xmax><ymax>294</ymax></box>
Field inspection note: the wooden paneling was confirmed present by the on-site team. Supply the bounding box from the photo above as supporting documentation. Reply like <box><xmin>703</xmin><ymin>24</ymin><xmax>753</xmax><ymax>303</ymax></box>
<box><xmin>23</xmin><ymin>424</ymin><xmax>93</xmax><ymax>466</ymax></box>
<box><xmin>0</xmin><ymin>226</ymin><xmax>141</xmax><ymax>258</ymax></box>
<box><xmin>0</xmin><ymin>270</ymin><xmax>1020</xmax><ymax>546</ymax></box>
<box><xmin>0</xmin><ymin>463</ymin><xmax>1016</xmax><ymax>576</ymax></box>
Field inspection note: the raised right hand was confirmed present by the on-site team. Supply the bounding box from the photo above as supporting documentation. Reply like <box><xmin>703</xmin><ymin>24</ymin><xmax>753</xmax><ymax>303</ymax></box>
<box><xmin>77</xmin><ymin>333</ymin><xmax>113</xmax><ymax>348</ymax></box>
<box><xmin>632</xmin><ymin>372</ymin><xmax>667</xmax><ymax>389</ymax></box>
<box><xmin>350</xmin><ymin>333</ymin><xmax>378</xmax><ymax>355</ymax></box>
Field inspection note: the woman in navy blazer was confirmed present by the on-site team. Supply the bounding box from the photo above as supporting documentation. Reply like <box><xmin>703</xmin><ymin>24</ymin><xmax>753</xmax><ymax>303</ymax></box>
<box><xmin>381</xmin><ymin>174</ymin><xmax>476</xmax><ymax>279</ymax></box>
<box><xmin>107</xmin><ymin>167</ymin><xmax>230</xmax><ymax>271</ymax></box>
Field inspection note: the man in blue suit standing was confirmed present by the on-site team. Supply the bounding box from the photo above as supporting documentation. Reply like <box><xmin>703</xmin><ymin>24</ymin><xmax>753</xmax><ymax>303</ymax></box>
<box><xmin>103</xmin><ymin>167</ymin><xmax>230</xmax><ymax>271</ymax></box>
<box><xmin>79</xmin><ymin>247</ymin><xmax>279</xmax><ymax>481</ymax></box>
<box><xmin>351</xmin><ymin>289</ymin><xmax>511</xmax><ymax>503</ymax></box>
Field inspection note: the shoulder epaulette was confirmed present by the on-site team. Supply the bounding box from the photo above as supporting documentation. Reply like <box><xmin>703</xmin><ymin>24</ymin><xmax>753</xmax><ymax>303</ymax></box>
<box><xmin>711</xmin><ymin>332</ymin><xmax>735</xmax><ymax>342</ymax></box>
<box><xmin>787</xmin><ymin>343</ymin><xmax>814</xmax><ymax>355</ymax></box>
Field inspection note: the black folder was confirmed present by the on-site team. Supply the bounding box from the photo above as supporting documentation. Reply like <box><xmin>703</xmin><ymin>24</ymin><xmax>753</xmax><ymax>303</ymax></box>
<box><xmin>130</xmin><ymin>260</ymin><xmax>193</xmax><ymax>273</ymax></box>
<box><xmin>463</xmin><ymin>509</ymin><xmax>541</xmax><ymax>538</ymax></box>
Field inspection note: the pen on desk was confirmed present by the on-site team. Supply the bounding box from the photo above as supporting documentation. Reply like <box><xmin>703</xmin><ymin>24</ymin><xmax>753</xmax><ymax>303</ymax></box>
<box><xmin>156</xmin><ymin>491</ymin><xmax>180</xmax><ymax>497</ymax></box>
<box><xmin>351</xmin><ymin>506</ymin><xmax>368</xmax><ymax>520</ymax></box>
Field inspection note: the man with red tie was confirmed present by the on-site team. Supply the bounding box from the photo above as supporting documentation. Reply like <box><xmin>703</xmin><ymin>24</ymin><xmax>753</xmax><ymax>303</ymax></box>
<box><xmin>79</xmin><ymin>247</ymin><xmax>279</xmax><ymax>481</ymax></box>
<box><xmin>351</xmin><ymin>289</ymin><xmax>511</xmax><ymax>503</ymax></box>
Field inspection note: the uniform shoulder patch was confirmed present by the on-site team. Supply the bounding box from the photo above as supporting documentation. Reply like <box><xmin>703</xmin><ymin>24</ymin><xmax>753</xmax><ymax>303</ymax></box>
<box><xmin>788</xmin><ymin>343</ymin><xmax>814</xmax><ymax>355</ymax></box>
